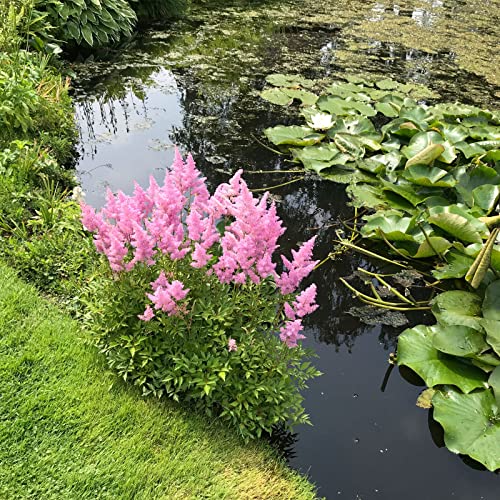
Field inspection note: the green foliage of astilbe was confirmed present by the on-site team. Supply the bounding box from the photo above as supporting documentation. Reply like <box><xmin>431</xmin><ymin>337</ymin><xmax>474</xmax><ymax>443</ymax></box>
<box><xmin>0</xmin><ymin>51</ymin><xmax>77</xmax><ymax>163</ymax></box>
<box><xmin>35</xmin><ymin>0</ymin><xmax>137</xmax><ymax>48</ymax></box>
<box><xmin>84</xmin><ymin>257</ymin><xmax>320</xmax><ymax>441</ymax></box>
<box><xmin>129</xmin><ymin>0</ymin><xmax>187</xmax><ymax>22</ymax></box>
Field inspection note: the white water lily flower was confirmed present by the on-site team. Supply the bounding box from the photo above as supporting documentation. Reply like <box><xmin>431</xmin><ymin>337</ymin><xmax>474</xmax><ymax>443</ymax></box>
<box><xmin>307</xmin><ymin>112</ymin><xmax>334</xmax><ymax>130</ymax></box>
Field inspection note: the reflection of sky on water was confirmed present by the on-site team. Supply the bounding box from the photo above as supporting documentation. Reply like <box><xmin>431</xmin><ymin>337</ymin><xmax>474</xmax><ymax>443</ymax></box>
<box><xmin>75</xmin><ymin>69</ymin><xmax>182</xmax><ymax>208</ymax></box>
<box><xmin>73</xmin><ymin>5</ymin><xmax>500</xmax><ymax>497</ymax></box>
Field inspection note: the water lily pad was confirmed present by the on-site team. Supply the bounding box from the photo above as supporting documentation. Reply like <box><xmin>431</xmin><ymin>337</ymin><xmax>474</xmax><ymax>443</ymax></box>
<box><xmin>381</xmin><ymin>180</ymin><xmax>427</xmax><ymax>207</ymax></box>
<box><xmin>346</xmin><ymin>184</ymin><xmax>387</xmax><ymax>209</ymax></box>
<box><xmin>260</xmin><ymin>88</ymin><xmax>293</xmax><ymax>106</ymax></box>
<box><xmin>320</xmin><ymin>166</ymin><xmax>374</xmax><ymax>184</ymax></box>
<box><xmin>402</xmin><ymin>131</ymin><xmax>456</xmax><ymax>165</ymax></box>
<box><xmin>483</xmin><ymin>280</ymin><xmax>500</xmax><ymax>321</ymax></box>
<box><xmin>264</xmin><ymin>125</ymin><xmax>324</xmax><ymax>146</ymax></box>
<box><xmin>473</xmin><ymin>184</ymin><xmax>500</xmax><ymax>213</ymax></box>
<box><xmin>431</xmin><ymin>290</ymin><xmax>483</xmax><ymax>331</ymax></box>
<box><xmin>382</xmin><ymin>118</ymin><xmax>425</xmax><ymax>138</ymax></box>
<box><xmin>411</xmin><ymin>237</ymin><xmax>453</xmax><ymax>259</ymax></box>
<box><xmin>439</xmin><ymin>124</ymin><xmax>469</xmax><ymax>144</ymax></box>
<box><xmin>427</xmin><ymin>211</ymin><xmax>482</xmax><ymax>244</ymax></box>
<box><xmin>481</xmin><ymin>319</ymin><xmax>500</xmax><ymax>356</ymax></box>
<box><xmin>282</xmin><ymin>88</ymin><xmax>319</xmax><ymax>105</ymax></box>
<box><xmin>317</xmin><ymin>96</ymin><xmax>376</xmax><ymax>117</ymax></box>
<box><xmin>376</xmin><ymin>78</ymin><xmax>400</xmax><ymax>90</ymax></box>
<box><xmin>291</xmin><ymin>144</ymin><xmax>339</xmax><ymax>163</ymax></box>
<box><xmin>454</xmin><ymin>141</ymin><xmax>487</xmax><ymax>159</ymax></box>
<box><xmin>397</xmin><ymin>325</ymin><xmax>488</xmax><ymax>393</ymax></box>
<box><xmin>265</xmin><ymin>73</ymin><xmax>315</xmax><ymax>88</ymax></box>
<box><xmin>403</xmin><ymin>165</ymin><xmax>456</xmax><ymax>188</ymax></box>
<box><xmin>431</xmin><ymin>324</ymin><xmax>488</xmax><ymax>357</ymax></box>
<box><xmin>433</xmin><ymin>388</ymin><xmax>500</xmax><ymax>472</ymax></box>
<box><xmin>489</xmin><ymin>366</ymin><xmax>500</xmax><ymax>407</ymax></box>
<box><xmin>361</xmin><ymin>213</ymin><xmax>416</xmax><ymax>241</ymax></box>
<box><xmin>432</xmin><ymin>250</ymin><xmax>474</xmax><ymax>280</ymax></box>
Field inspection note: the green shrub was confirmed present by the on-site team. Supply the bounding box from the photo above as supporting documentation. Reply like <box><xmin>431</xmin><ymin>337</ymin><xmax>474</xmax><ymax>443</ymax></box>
<box><xmin>81</xmin><ymin>153</ymin><xmax>321</xmax><ymax>440</ymax></box>
<box><xmin>2</xmin><ymin>199</ymin><xmax>96</xmax><ymax>300</ymax></box>
<box><xmin>0</xmin><ymin>51</ymin><xmax>76</xmax><ymax>163</ymax></box>
<box><xmin>129</xmin><ymin>0</ymin><xmax>187</xmax><ymax>22</ymax></box>
<box><xmin>35</xmin><ymin>0</ymin><xmax>137</xmax><ymax>48</ymax></box>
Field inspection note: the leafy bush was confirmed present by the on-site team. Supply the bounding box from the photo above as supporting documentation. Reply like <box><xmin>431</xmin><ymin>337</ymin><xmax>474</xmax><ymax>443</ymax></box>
<box><xmin>129</xmin><ymin>0</ymin><xmax>187</xmax><ymax>22</ymax></box>
<box><xmin>35</xmin><ymin>0</ymin><xmax>137</xmax><ymax>48</ymax></box>
<box><xmin>0</xmin><ymin>51</ymin><xmax>76</xmax><ymax>163</ymax></box>
<box><xmin>81</xmin><ymin>151</ymin><xmax>321</xmax><ymax>440</ymax></box>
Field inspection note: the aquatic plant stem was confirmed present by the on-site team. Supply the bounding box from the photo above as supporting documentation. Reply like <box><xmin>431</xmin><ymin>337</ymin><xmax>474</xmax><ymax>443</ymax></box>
<box><xmin>250</xmin><ymin>176</ymin><xmax>305</xmax><ymax>192</ymax></box>
<box><xmin>334</xmin><ymin>240</ymin><xmax>408</xmax><ymax>268</ymax></box>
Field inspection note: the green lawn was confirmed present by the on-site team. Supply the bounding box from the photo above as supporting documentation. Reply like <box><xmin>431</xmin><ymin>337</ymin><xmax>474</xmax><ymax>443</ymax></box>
<box><xmin>0</xmin><ymin>263</ymin><xmax>317</xmax><ymax>499</ymax></box>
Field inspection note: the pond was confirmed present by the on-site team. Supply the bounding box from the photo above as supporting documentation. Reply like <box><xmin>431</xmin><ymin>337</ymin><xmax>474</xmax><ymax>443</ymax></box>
<box><xmin>72</xmin><ymin>0</ymin><xmax>500</xmax><ymax>497</ymax></box>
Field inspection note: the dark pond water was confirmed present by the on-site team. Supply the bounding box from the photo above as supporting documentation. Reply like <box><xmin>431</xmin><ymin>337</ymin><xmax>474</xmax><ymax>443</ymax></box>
<box><xmin>72</xmin><ymin>1</ymin><xmax>499</xmax><ymax>497</ymax></box>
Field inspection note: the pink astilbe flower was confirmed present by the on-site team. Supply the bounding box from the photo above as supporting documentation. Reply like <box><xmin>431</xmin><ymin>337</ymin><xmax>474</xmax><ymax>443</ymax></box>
<box><xmin>138</xmin><ymin>305</ymin><xmax>155</xmax><ymax>322</ymax></box>
<box><xmin>276</xmin><ymin>236</ymin><xmax>319</xmax><ymax>295</ymax></box>
<box><xmin>279</xmin><ymin>319</ymin><xmax>306</xmax><ymax>348</ymax></box>
<box><xmin>211</xmin><ymin>170</ymin><xmax>285</xmax><ymax>285</ymax></box>
<box><xmin>292</xmin><ymin>284</ymin><xmax>319</xmax><ymax>317</ymax></box>
<box><xmin>147</xmin><ymin>278</ymin><xmax>190</xmax><ymax>316</ymax></box>
<box><xmin>228</xmin><ymin>338</ymin><xmax>237</xmax><ymax>352</ymax></box>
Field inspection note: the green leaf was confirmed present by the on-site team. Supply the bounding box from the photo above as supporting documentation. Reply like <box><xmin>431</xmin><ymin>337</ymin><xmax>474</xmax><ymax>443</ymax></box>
<box><xmin>431</xmin><ymin>324</ymin><xmax>488</xmax><ymax>357</ymax></box>
<box><xmin>432</xmin><ymin>250</ymin><xmax>474</xmax><ymax>279</ymax></box>
<box><xmin>411</xmin><ymin>237</ymin><xmax>452</xmax><ymax>259</ymax></box>
<box><xmin>483</xmin><ymin>280</ymin><xmax>500</xmax><ymax>321</ymax></box>
<box><xmin>346</xmin><ymin>184</ymin><xmax>387</xmax><ymax>209</ymax></box>
<box><xmin>481</xmin><ymin>319</ymin><xmax>500</xmax><ymax>356</ymax></box>
<box><xmin>376</xmin><ymin>78</ymin><xmax>399</xmax><ymax>90</ymax></box>
<box><xmin>439</xmin><ymin>124</ymin><xmax>469</xmax><ymax>144</ymax></box>
<box><xmin>264</xmin><ymin>125</ymin><xmax>324</xmax><ymax>146</ymax></box>
<box><xmin>81</xmin><ymin>24</ymin><xmax>94</xmax><ymax>46</ymax></box>
<box><xmin>291</xmin><ymin>144</ymin><xmax>339</xmax><ymax>163</ymax></box>
<box><xmin>397</xmin><ymin>325</ymin><xmax>488</xmax><ymax>393</ymax></box>
<box><xmin>427</xmin><ymin>212</ymin><xmax>482</xmax><ymax>244</ymax></box>
<box><xmin>489</xmin><ymin>366</ymin><xmax>500</xmax><ymax>407</ymax></box>
<box><xmin>402</xmin><ymin>131</ymin><xmax>456</xmax><ymax>165</ymax></box>
<box><xmin>361</xmin><ymin>213</ymin><xmax>416</xmax><ymax>241</ymax></box>
<box><xmin>403</xmin><ymin>165</ymin><xmax>456</xmax><ymax>187</ymax></box>
<box><xmin>431</xmin><ymin>291</ymin><xmax>483</xmax><ymax>331</ymax></box>
<box><xmin>317</xmin><ymin>96</ymin><xmax>376</xmax><ymax>117</ymax></box>
<box><xmin>265</xmin><ymin>73</ymin><xmax>315</xmax><ymax>88</ymax></box>
<box><xmin>282</xmin><ymin>88</ymin><xmax>318</xmax><ymax>105</ymax></box>
<box><xmin>433</xmin><ymin>388</ymin><xmax>500</xmax><ymax>472</ymax></box>
<box><xmin>472</xmin><ymin>184</ymin><xmax>500</xmax><ymax>213</ymax></box>
<box><xmin>260</xmin><ymin>88</ymin><xmax>293</xmax><ymax>106</ymax></box>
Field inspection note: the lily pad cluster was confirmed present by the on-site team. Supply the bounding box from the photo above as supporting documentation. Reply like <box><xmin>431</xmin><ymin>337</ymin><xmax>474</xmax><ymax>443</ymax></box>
<box><xmin>260</xmin><ymin>74</ymin><xmax>500</xmax><ymax>470</ymax></box>
<box><xmin>398</xmin><ymin>282</ymin><xmax>500</xmax><ymax>472</ymax></box>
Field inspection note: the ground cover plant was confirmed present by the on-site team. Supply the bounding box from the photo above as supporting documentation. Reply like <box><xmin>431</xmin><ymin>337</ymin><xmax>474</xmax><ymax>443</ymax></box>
<box><xmin>81</xmin><ymin>150</ymin><xmax>321</xmax><ymax>440</ymax></box>
<box><xmin>0</xmin><ymin>263</ymin><xmax>318</xmax><ymax>499</ymax></box>
<box><xmin>261</xmin><ymin>74</ymin><xmax>500</xmax><ymax>470</ymax></box>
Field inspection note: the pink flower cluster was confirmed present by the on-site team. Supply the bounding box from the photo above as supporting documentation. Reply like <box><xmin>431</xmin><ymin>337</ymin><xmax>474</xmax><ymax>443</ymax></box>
<box><xmin>81</xmin><ymin>149</ymin><xmax>319</xmax><ymax>347</ymax></box>
<box><xmin>280</xmin><ymin>284</ymin><xmax>319</xmax><ymax>347</ymax></box>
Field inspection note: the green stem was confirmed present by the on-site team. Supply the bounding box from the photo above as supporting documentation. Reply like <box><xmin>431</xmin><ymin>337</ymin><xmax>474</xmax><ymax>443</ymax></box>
<box><xmin>335</xmin><ymin>240</ymin><xmax>408</xmax><ymax>268</ymax></box>
<box><xmin>250</xmin><ymin>176</ymin><xmax>305</xmax><ymax>193</ymax></box>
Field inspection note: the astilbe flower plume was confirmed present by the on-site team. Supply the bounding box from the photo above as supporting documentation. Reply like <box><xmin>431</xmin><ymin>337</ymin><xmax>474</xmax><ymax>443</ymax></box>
<box><xmin>81</xmin><ymin>149</ymin><xmax>319</xmax><ymax>348</ymax></box>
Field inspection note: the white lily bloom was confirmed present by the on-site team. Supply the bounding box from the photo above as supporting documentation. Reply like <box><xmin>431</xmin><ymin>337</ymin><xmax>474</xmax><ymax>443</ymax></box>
<box><xmin>307</xmin><ymin>112</ymin><xmax>334</xmax><ymax>130</ymax></box>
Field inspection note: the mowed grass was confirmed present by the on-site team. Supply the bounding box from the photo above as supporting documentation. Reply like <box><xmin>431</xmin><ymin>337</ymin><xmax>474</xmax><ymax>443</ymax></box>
<box><xmin>0</xmin><ymin>264</ymin><xmax>317</xmax><ymax>499</ymax></box>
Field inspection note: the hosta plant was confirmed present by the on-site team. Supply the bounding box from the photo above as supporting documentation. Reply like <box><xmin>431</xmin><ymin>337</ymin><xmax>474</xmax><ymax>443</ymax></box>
<box><xmin>81</xmin><ymin>150</ymin><xmax>321</xmax><ymax>440</ymax></box>
<box><xmin>35</xmin><ymin>0</ymin><xmax>137</xmax><ymax>48</ymax></box>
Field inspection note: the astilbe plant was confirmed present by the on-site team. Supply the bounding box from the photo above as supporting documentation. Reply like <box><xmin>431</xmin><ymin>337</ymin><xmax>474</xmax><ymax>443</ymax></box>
<box><xmin>81</xmin><ymin>150</ymin><xmax>321</xmax><ymax>440</ymax></box>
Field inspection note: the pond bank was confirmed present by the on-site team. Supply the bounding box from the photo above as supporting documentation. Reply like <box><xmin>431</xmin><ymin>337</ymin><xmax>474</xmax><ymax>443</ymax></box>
<box><xmin>0</xmin><ymin>264</ymin><xmax>317</xmax><ymax>499</ymax></box>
